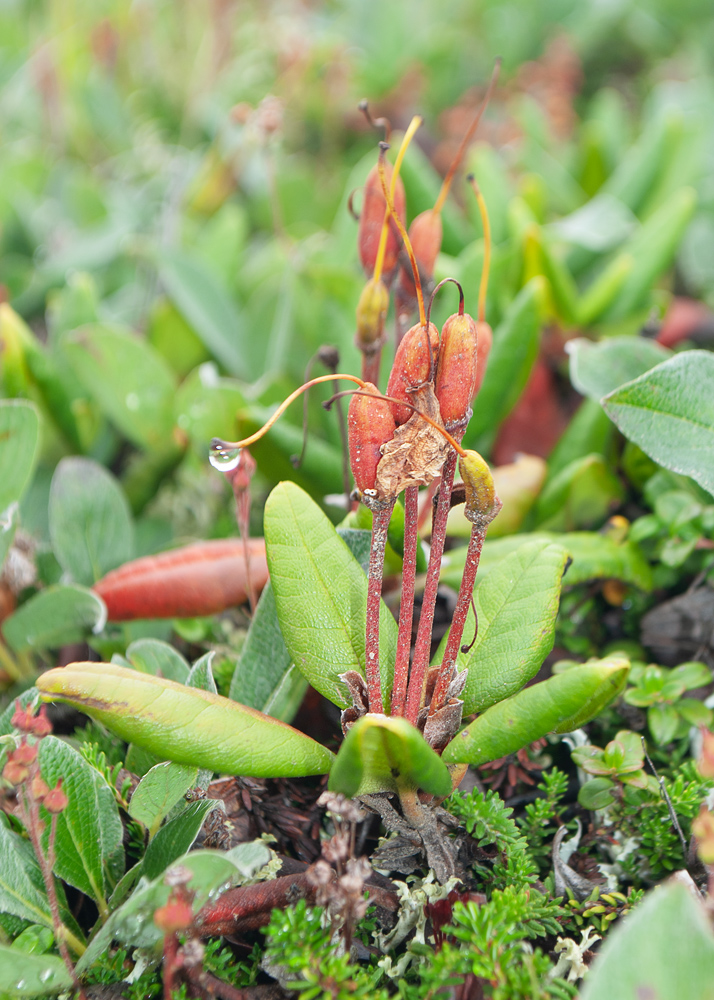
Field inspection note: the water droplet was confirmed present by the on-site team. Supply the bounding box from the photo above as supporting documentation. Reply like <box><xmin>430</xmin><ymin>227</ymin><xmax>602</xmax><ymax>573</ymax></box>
<box><xmin>15</xmin><ymin>981</ymin><xmax>26</xmax><ymax>990</ymax></box>
<box><xmin>39</xmin><ymin>969</ymin><xmax>54</xmax><ymax>983</ymax></box>
<box><xmin>209</xmin><ymin>440</ymin><xmax>242</xmax><ymax>472</ymax></box>
<box><xmin>125</xmin><ymin>392</ymin><xmax>140</xmax><ymax>411</ymax></box>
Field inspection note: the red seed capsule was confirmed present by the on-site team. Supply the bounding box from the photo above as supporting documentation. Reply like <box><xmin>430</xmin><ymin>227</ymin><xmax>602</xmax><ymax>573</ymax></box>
<box><xmin>473</xmin><ymin>320</ymin><xmax>492</xmax><ymax>397</ymax></box>
<box><xmin>398</xmin><ymin>209</ymin><xmax>442</xmax><ymax>302</ymax></box>
<box><xmin>434</xmin><ymin>311</ymin><xmax>479</xmax><ymax>428</ymax></box>
<box><xmin>347</xmin><ymin>382</ymin><xmax>396</xmax><ymax>495</ymax></box>
<box><xmin>358</xmin><ymin>161</ymin><xmax>406</xmax><ymax>282</ymax></box>
<box><xmin>386</xmin><ymin>321</ymin><xmax>439</xmax><ymax>425</ymax></box>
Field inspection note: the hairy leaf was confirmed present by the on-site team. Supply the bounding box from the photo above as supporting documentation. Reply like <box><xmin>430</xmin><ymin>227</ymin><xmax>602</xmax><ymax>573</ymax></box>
<box><xmin>38</xmin><ymin>736</ymin><xmax>124</xmax><ymax>911</ymax></box>
<box><xmin>2</xmin><ymin>586</ymin><xmax>107</xmax><ymax>652</ymax></box>
<box><xmin>603</xmin><ymin>351</ymin><xmax>714</xmax><ymax>495</ymax></box>
<box><xmin>49</xmin><ymin>457</ymin><xmax>134</xmax><ymax>585</ymax></box>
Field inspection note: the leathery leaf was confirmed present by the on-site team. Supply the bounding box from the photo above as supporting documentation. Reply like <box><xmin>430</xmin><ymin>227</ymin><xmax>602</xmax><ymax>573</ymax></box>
<box><xmin>329</xmin><ymin>714</ymin><xmax>452</xmax><ymax>799</ymax></box>
<box><xmin>264</xmin><ymin>481</ymin><xmax>396</xmax><ymax>709</ymax></box>
<box><xmin>443</xmin><ymin>658</ymin><xmax>629</xmax><ymax>766</ymax></box>
<box><xmin>36</xmin><ymin>662</ymin><xmax>333</xmax><ymax>777</ymax></box>
<box><xmin>435</xmin><ymin>540</ymin><xmax>569</xmax><ymax>715</ymax></box>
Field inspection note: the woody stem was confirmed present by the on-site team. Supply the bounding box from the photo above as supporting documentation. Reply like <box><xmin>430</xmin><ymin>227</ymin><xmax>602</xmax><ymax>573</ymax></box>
<box><xmin>365</xmin><ymin>501</ymin><xmax>395</xmax><ymax>713</ymax></box>
<box><xmin>404</xmin><ymin>449</ymin><xmax>458</xmax><ymax>724</ymax></box>
<box><xmin>391</xmin><ymin>485</ymin><xmax>419</xmax><ymax>717</ymax></box>
<box><xmin>429</xmin><ymin>522</ymin><xmax>486</xmax><ymax>714</ymax></box>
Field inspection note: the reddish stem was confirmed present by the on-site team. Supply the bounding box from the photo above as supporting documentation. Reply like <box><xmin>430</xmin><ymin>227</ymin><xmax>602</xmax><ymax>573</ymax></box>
<box><xmin>429</xmin><ymin>523</ymin><xmax>486</xmax><ymax>713</ymax></box>
<box><xmin>20</xmin><ymin>790</ymin><xmax>86</xmax><ymax>998</ymax></box>
<box><xmin>361</xmin><ymin>347</ymin><xmax>382</xmax><ymax>388</ymax></box>
<box><xmin>405</xmin><ymin>449</ymin><xmax>457</xmax><ymax>724</ymax></box>
<box><xmin>163</xmin><ymin>932</ymin><xmax>180</xmax><ymax>1000</ymax></box>
<box><xmin>365</xmin><ymin>501</ymin><xmax>395</xmax><ymax>713</ymax></box>
<box><xmin>391</xmin><ymin>486</ymin><xmax>419</xmax><ymax>717</ymax></box>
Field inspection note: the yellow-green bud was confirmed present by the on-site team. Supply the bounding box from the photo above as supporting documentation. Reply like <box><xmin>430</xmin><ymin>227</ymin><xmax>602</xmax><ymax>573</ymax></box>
<box><xmin>458</xmin><ymin>450</ymin><xmax>501</xmax><ymax>527</ymax></box>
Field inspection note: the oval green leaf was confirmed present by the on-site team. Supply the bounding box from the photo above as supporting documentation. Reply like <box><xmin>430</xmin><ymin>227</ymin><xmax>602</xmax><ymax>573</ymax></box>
<box><xmin>37</xmin><ymin>662</ymin><xmax>334</xmax><ymax>778</ymax></box>
<box><xmin>328</xmin><ymin>714</ymin><xmax>452</xmax><ymax>799</ymax></box>
<box><xmin>443</xmin><ymin>658</ymin><xmax>629</xmax><ymax>766</ymax></box>
<box><xmin>49</xmin><ymin>457</ymin><xmax>134</xmax><ymax>585</ymax></box>
<box><xmin>603</xmin><ymin>351</ymin><xmax>714</xmax><ymax>495</ymax></box>
<box><xmin>0</xmin><ymin>399</ymin><xmax>40</xmax><ymax>513</ymax></box>
<box><xmin>1</xmin><ymin>585</ymin><xmax>107</xmax><ymax>653</ymax></box>
<box><xmin>63</xmin><ymin>323</ymin><xmax>176</xmax><ymax>450</ymax></box>
<box><xmin>264</xmin><ymin>482</ymin><xmax>396</xmax><ymax>710</ymax></box>
<box><xmin>38</xmin><ymin>736</ymin><xmax>124</xmax><ymax>912</ymax></box>
<box><xmin>436</xmin><ymin>540</ymin><xmax>569</xmax><ymax>716</ymax></box>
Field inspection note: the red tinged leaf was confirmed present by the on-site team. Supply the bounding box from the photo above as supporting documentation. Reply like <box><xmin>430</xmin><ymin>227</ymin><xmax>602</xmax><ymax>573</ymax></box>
<box><xmin>93</xmin><ymin>538</ymin><xmax>269</xmax><ymax>621</ymax></box>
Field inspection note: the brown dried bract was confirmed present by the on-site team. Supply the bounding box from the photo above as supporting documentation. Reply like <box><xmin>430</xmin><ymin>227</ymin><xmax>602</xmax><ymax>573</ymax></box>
<box><xmin>375</xmin><ymin>383</ymin><xmax>449</xmax><ymax>497</ymax></box>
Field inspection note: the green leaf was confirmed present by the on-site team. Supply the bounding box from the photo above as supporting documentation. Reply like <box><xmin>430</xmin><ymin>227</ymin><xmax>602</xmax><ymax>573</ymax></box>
<box><xmin>48</xmin><ymin>457</ymin><xmax>134</xmax><ymax>585</ymax></box>
<box><xmin>38</xmin><ymin>736</ymin><xmax>124</xmax><ymax>912</ymax></box>
<box><xmin>128</xmin><ymin>761</ymin><xmax>199</xmax><ymax>837</ymax></box>
<box><xmin>63</xmin><ymin>323</ymin><xmax>176</xmax><ymax>449</ymax></box>
<box><xmin>463</xmin><ymin>277</ymin><xmax>545</xmax><ymax>453</ymax></box>
<box><xmin>142</xmin><ymin>799</ymin><xmax>218</xmax><ymax>880</ymax></box>
<box><xmin>159</xmin><ymin>249</ymin><xmax>248</xmax><ymax>377</ymax></box>
<box><xmin>0</xmin><ymin>820</ymin><xmax>54</xmax><ymax>930</ymax></box>
<box><xmin>264</xmin><ymin>482</ymin><xmax>396</xmax><ymax>710</ymax></box>
<box><xmin>328</xmin><ymin>715</ymin><xmax>452</xmax><ymax>798</ymax></box>
<box><xmin>187</xmin><ymin>652</ymin><xmax>218</xmax><ymax>693</ymax></box>
<box><xmin>602</xmin><ymin>186</ymin><xmax>697</xmax><ymax>321</ymax></box>
<box><xmin>76</xmin><ymin>850</ymin><xmax>244</xmax><ymax>973</ymax></box>
<box><xmin>533</xmin><ymin>454</ymin><xmax>624</xmax><ymax>531</ymax></box>
<box><xmin>648</xmin><ymin>704</ymin><xmax>680</xmax><ymax>745</ymax></box>
<box><xmin>580</xmin><ymin>883</ymin><xmax>714</xmax><ymax>1000</ymax></box>
<box><xmin>567</xmin><ymin>336</ymin><xmax>671</xmax><ymax>401</ymax></box>
<box><xmin>126</xmin><ymin>638</ymin><xmax>190</xmax><ymax>683</ymax></box>
<box><xmin>436</xmin><ymin>541</ymin><xmax>569</xmax><ymax>716</ymax></box>
<box><xmin>603</xmin><ymin>351</ymin><xmax>714</xmax><ymax>495</ymax></box>
<box><xmin>547</xmin><ymin>398</ymin><xmax>614</xmax><ymax>479</ymax></box>
<box><xmin>0</xmin><ymin>944</ymin><xmax>72</xmax><ymax>996</ymax></box>
<box><xmin>37</xmin><ymin>662</ymin><xmax>334</xmax><ymax>777</ymax></box>
<box><xmin>1</xmin><ymin>585</ymin><xmax>107</xmax><ymax>652</ymax></box>
<box><xmin>0</xmin><ymin>502</ymin><xmax>20</xmax><ymax>572</ymax></box>
<box><xmin>228</xmin><ymin>578</ymin><xmax>309</xmax><ymax>724</ymax></box>
<box><xmin>440</xmin><ymin>530</ymin><xmax>652</xmax><ymax>592</ymax></box>
<box><xmin>671</xmin><ymin>661</ymin><xmax>712</xmax><ymax>690</ymax></box>
<box><xmin>0</xmin><ymin>400</ymin><xmax>40</xmax><ymax>512</ymax></box>
<box><xmin>443</xmin><ymin>659</ymin><xmax>629</xmax><ymax>766</ymax></box>
<box><xmin>578</xmin><ymin>777</ymin><xmax>617</xmax><ymax>811</ymax></box>
<box><xmin>174</xmin><ymin>366</ymin><xmax>245</xmax><ymax>450</ymax></box>
<box><xmin>677</xmin><ymin>699</ymin><xmax>712</xmax><ymax>727</ymax></box>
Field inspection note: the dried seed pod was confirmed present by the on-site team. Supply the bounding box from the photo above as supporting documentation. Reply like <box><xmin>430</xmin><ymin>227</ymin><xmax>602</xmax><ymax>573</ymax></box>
<box><xmin>355</xmin><ymin>277</ymin><xmax>389</xmax><ymax>353</ymax></box>
<box><xmin>385</xmin><ymin>321</ymin><xmax>439</xmax><ymax>425</ymax></box>
<box><xmin>399</xmin><ymin>209</ymin><xmax>442</xmax><ymax>302</ymax></box>
<box><xmin>435</xmin><ymin>310</ymin><xmax>479</xmax><ymax>429</ymax></box>
<box><xmin>347</xmin><ymin>382</ymin><xmax>396</xmax><ymax>497</ymax></box>
<box><xmin>358</xmin><ymin>161</ymin><xmax>406</xmax><ymax>282</ymax></box>
<box><xmin>459</xmin><ymin>449</ymin><xmax>501</xmax><ymax>528</ymax></box>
